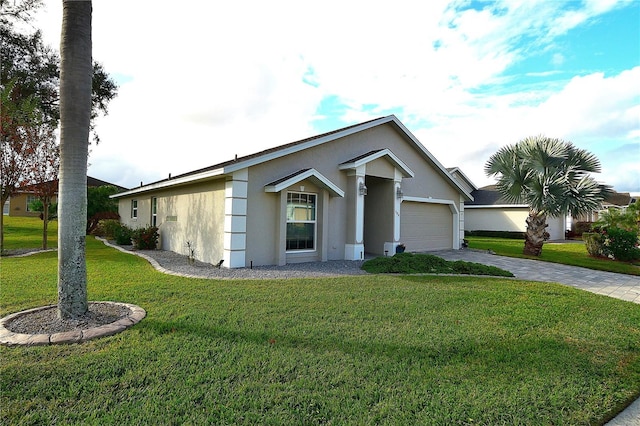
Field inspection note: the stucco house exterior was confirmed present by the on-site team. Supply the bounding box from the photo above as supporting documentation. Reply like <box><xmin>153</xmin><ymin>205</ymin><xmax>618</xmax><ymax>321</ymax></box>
<box><xmin>463</xmin><ymin>185</ymin><xmax>567</xmax><ymax>241</ymax></box>
<box><xmin>112</xmin><ymin>115</ymin><xmax>473</xmax><ymax>268</ymax></box>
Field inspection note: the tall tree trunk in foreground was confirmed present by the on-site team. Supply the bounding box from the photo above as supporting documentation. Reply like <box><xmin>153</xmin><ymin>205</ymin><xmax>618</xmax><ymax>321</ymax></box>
<box><xmin>524</xmin><ymin>211</ymin><xmax>549</xmax><ymax>257</ymax></box>
<box><xmin>58</xmin><ymin>0</ymin><xmax>92</xmax><ymax>319</ymax></box>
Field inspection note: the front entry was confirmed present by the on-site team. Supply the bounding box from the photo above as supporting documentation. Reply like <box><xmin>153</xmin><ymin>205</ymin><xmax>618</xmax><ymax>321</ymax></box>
<box><xmin>363</xmin><ymin>176</ymin><xmax>395</xmax><ymax>256</ymax></box>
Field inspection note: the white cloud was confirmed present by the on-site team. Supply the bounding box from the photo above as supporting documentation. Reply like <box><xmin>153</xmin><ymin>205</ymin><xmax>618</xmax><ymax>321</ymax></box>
<box><xmin>30</xmin><ymin>0</ymin><xmax>638</xmax><ymax>193</ymax></box>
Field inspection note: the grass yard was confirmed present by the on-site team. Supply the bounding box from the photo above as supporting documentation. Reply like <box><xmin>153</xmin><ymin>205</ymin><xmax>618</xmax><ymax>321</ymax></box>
<box><xmin>1</xmin><ymin>216</ymin><xmax>57</xmax><ymax>251</ymax></box>
<box><xmin>2</xmin><ymin>235</ymin><xmax>640</xmax><ymax>424</ymax></box>
<box><xmin>467</xmin><ymin>236</ymin><xmax>640</xmax><ymax>276</ymax></box>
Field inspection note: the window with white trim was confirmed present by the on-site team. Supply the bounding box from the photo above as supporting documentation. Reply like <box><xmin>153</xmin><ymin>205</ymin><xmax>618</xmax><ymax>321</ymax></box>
<box><xmin>151</xmin><ymin>197</ymin><xmax>157</xmax><ymax>226</ymax></box>
<box><xmin>26</xmin><ymin>195</ymin><xmax>38</xmax><ymax>212</ymax></box>
<box><xmin>286</xmin><ymin>192</ymin><xmax>316</xmax><ymax>251</ymax></box>
<box><xmin>131</xmin><ymin>199</ymin><xmax>138</xmax><ymax>219</ymax></box>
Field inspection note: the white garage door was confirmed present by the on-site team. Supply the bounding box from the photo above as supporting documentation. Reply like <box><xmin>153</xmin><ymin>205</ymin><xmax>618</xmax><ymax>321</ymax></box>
<box><xmin>400</xmin><ymin>202</ymin><xmax>453</xmax><ymax>251</ymax></box>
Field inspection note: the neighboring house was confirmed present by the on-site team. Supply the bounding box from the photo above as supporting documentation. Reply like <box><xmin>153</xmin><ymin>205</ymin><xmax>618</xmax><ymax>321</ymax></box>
<box><xmin>3</xmin><ymin>176</ymin><xmax>127</xmax><ymax>217</ymax></box>
<box><xmin>571</xmin><ymin>191</ymin><xmax>637</xmax><ymax>223</ymax></box>
<box><xmin>112</xmin><ymin>115</ymin><xmax>473</xmax><ymax>268</ymax></box>
<box><xmin>463</xmin><ymin>185</ymin><xmax>567</xmax><ymax>241</ymax></box>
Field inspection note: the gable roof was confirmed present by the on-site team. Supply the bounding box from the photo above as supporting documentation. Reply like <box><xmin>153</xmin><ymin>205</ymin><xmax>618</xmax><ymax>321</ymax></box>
<box><xmin>447</xmin><ymin>167</ymin><xmax>478</xmax><ymax>192</ymax></box>
<box><xmin>338</xmin><ymin>149</ymin><xmax>414</xmax><ymax>178</ymax></box>
<box><xmin>113</xmin><ymin>115</ymin><xmax>472</xmax><ymax>200</ymax></box>
<box><xmin>264</xmin><ymin>168</ymin><xmax>345</xmax><ymax>197</ymax></box>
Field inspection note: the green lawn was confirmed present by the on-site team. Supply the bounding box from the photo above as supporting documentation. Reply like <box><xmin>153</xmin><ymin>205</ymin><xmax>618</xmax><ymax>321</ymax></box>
<box><xmin>1</xmin><ymin>216</ymin><xmax>57</xmax><ymax>251</ymax></box>
<box><xmin>467</xmin><ymin>236</ymin><xmax>640</xmax><ymax>276</ymax></box>
<box><xmin>1</xmin><ymin>219</ymin><xmax>640</xmax><ymax>424</ymax></box>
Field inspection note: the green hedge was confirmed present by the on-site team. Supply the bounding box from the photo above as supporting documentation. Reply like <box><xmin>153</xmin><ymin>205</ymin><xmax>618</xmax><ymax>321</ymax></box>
<box><xmin>465</xmin><ymin>230</ymin><xmax>525</xmax><ymax>239</ymax></box>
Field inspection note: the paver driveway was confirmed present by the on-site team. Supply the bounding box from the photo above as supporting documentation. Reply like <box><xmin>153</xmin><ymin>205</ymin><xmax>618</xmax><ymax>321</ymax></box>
<box><xmin>431</xmin><ymin>249</ymin><xmax>640</xmax><ymax>304</ymax></box>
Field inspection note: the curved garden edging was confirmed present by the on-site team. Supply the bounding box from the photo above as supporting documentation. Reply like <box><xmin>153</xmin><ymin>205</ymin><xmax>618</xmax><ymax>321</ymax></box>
<box><xmin>0</xmin><ymin>302</ymin><xmax>146</xmax><ymax>347</ymax></box>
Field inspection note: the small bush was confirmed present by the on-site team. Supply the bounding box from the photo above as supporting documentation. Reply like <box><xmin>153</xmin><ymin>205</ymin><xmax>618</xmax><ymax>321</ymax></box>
<box><xmin>583</xmin><ymin>232</ymin><xmax>605</xmax><ymax>257</ymax></box>
<box><xmin>95</xmin><ymin>219</ymin><xmax>121</xmax><ymax>238</ymax></box>
<box><xmin>602</xmin><ymin>227</ymin><xmax>640</xmax><ymax>262</ymax></box>
<box><xmin>114</xmin><ymin>224</ymin><xmax>134</xmax><ymax>245</ymax></box>
<box><xmin>572</xmin><ymin>221</ymin><xmax>594</xmax><ymax>236</ymax></box>
<box><xmin>361</xmin><ymin>252</ymin><xmax>514</xmax><ymax>277</ymax></box>
<box><xmin>132</xmin><ymin>226</ymin><xmax>159</xmax><ymax>250</ymax></box>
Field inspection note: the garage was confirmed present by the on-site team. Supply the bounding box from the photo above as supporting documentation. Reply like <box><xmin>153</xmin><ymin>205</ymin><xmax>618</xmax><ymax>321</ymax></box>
<box><xmin>400</xmin><ymin>201</ymin><xmax>453</xmax><ymax>251</ymax></box>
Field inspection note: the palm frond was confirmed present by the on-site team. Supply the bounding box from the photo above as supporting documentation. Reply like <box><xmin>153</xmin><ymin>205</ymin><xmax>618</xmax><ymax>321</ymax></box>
<box><xmin>484</xmin><ymin>144</ymin><xmax>519</xmax><ymax>177</ymax></box>
<box><xmin>519</xmin><ymin>136</ymin><xmax>566</xmax><ymax>176</ymax></box>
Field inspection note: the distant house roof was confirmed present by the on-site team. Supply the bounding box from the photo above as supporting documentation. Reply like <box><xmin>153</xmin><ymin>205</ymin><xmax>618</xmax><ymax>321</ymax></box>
<box><xmin>466</xmin><ymin>185</ymin><xmax>634</xmax><ymax>208</ymax></box>
<box><xmin>465</xmin><ymin>185</ymin><xmax>519</xmax><ymax>207</ymax></box>
<box><xmin>603</xmin><ymin>191</ymin><xmax>633</xmax><ymax>207</ymax></box>
<box><xmin>17</xmin><ymin>176</ymin><xmax>128</xmax><ymax>193</ymax></box>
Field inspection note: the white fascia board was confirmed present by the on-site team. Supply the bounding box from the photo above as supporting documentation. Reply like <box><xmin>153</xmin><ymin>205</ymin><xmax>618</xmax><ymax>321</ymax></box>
<box><xmin>265</xmin><ymin>168</ymin><xmax>345</xmax><ymax>197</ymax></box>
<box><xmin>389</xmin><ymin>117</ymin><xmax>474</xmax><ymax>201</ymax></box>
<box><xmin>402</xmin><ymin>196</ymin><xmax>459</xmax><ymax>214</ymax></box>
<box><xmin>464</xmin><ymin>204</ymin><xmax>530</xmax><ymax>209</ymax></box>
<box><xmin>448</xmin><ymin>167</ymin><xmax>478</xmax><ymax>191</ymax></box>
<box><xmin>338</xmin><ymin>148</ymin><xmax>415</xmax><ymax>178</ymax></box>
<box><xmin>110</xmin><ymin>168</ymin><xmax>226</xmax><ymax>199</ymax></box>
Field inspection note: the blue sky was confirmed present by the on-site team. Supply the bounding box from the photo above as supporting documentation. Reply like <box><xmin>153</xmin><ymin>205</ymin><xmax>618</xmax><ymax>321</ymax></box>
<box><xmin>33</xmin><ymin>0</ymin><xmax>639</xmax><ymax>193</ymax></box>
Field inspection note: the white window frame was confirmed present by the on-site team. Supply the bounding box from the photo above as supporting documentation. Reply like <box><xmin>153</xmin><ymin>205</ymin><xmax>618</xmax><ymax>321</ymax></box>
<box><xmin>131</xmin><ymin>199</ymin><xmax>138</xmax><ymax>219</ymax></box>
<box><xmin>151</xmin><ymin>197</ymin><xmax>157</xmax><ymax>227</ymax></box>
<box><xmin>26</xmin><ymin>195</ymin><xmax>38</xmax><ymax>212</ymax></box>
<box><xmin>286</xmin><ymin>191</ymin><xmax>317</xmax><ymax>253</ymax></box>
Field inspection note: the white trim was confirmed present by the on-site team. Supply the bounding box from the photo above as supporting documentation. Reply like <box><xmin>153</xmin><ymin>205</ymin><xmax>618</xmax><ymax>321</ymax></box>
<box><xmin>264</xmin><ymin>168</ymin><xmax>344</xmax><ymax>197</ymax></box>
<box><xmin>465</xmin><ymin>204</ymin><xmax>529</xmax><ymax>209</ymax></box>
<box><xmin>285</xmin><ymin>191</ymin><xmax>318</xmax><ymax>253</ymax></box>
<box><xmin>338</xmin><ymin>148</ymin><xmax>415</xmax><ymax>178</ymax></box>
<box><xmin>447</xmin><ymin>167</ymin><xmax>478</xmax><ymax>192</ymax></box>
<box><xmin>403</xmin><ymin>196</ymin><xmax>459</xmax><ymax>212</ymax></box>
<box><xmin>112</xmin><ymin>168</ymin><xmax>226</xmax><ymax>198</ymax></box>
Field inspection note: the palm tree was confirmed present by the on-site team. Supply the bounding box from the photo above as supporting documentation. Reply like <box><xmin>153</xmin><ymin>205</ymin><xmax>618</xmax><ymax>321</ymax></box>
<box><xmin>57</xmin><ymin>0</ymin><xmax>92</xmax><ymax>319</ymax></box>
<box><xmin>485</xmin><ymin>136</ymin><xmax>610</xmax><ymax>256</ymax></box>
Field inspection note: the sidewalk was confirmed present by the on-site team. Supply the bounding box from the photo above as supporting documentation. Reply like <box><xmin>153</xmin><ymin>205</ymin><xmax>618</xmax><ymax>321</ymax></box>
<box><xmin>430</xmin><ymin>249</ymin><xmax>640</xmax><ymax>425</ymax></box>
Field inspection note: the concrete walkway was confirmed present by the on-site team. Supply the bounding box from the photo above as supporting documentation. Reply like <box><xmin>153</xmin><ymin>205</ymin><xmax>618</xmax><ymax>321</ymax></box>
<box><xmin>430</xmin><ymin>249</ymin><xmax>640</xmax><ymax>425</ymax></box>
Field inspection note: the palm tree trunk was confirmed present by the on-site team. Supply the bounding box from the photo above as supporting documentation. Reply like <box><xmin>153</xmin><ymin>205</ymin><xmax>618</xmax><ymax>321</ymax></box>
<box><xmin>524</xmin><ymin>211</ymin><xmax>549</xmax><ymax>256</ymax></box>
<box><xmin>57</xmin><ymin>0</ymin><xmax>92</xmax><ymax>320</ymax></box>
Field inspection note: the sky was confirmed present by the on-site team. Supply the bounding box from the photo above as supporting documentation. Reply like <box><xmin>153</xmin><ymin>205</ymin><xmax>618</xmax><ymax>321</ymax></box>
<box><xmin>29</xmin><ymin>0</ymin><xmax>640</xmax><ymax>194</ymax></box>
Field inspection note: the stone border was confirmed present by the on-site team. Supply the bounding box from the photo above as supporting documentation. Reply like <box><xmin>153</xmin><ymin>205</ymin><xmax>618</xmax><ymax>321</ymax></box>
<box><xmin>0</xmin><ymin>302</ymin><xmax>146</xmax><ymax>347</ymax></box>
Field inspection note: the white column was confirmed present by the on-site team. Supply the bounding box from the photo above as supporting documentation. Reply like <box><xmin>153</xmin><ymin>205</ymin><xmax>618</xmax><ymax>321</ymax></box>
<box><xmin>223</xmin><ymin>169</ymin><xmax>248</xmax><ymax>268</ymax></box>
<box><xmin>344</xmin><ymin>166</ymin><xmax>366</xmax><ymax>260</ymax></box>
<box><xmin>385</xmin><ymin>169</ymin><xmax>404</xmax><ymax>255</ymax></box>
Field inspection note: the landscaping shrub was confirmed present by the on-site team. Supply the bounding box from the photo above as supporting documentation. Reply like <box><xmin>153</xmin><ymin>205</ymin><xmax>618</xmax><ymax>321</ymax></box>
<box><xmin>113</xmin><ymin>223</ymin><xmax>133</xmax><ymax>245</ymax></box>
<box><xmin>572</xmin><ymin>221</ymin><xmax>594</xmax><ymax>237</ymax></box>
<box><xmin>94</xmin><ymin>219</ymin><xmax>121</xmax><ymax>238</ymax></box>
<box><xmin>583</xmin><ymin>232</ymin><xmax>604</xmax><ymax>257</ymax></box>
<box><xmin>132</xmin><ymin>225</ymin><xmax>159</xmax><ymax>250</ymax></box>
<box><xmin>602</xmin><ymin>227</ymin><xmax>640</xmax><ymax>262</ymax></box>
<box><xmin>361</xmin><ymin>252</ymin><xmax>514</xmax><ymax>277</ymax></box>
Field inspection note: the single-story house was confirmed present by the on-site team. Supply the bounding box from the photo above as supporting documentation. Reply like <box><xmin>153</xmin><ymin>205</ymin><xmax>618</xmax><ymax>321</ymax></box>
<box><xmin>571</xmin><ymin>191</ymin><xmax>637</xmax><ymax>223</ymax></box>
<box><xmin>3</xmin><ymin>176</ymin><xmax>127</xmax><ymax>217</ymax></box>
<box><xmin>463</xmin><ymin>185</ymin><xmax>566</xmax><ymax>240</ymax></box>
<box><xmin>112</xmin><ymin>115</ymin><xmax>473</xmax><ymax>268</ymax></box>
